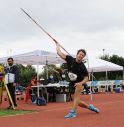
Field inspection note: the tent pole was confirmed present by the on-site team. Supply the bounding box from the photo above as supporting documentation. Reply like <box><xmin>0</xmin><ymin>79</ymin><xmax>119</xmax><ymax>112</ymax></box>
<box><xmin>37</xmin><ymin>63</ymin><xmax>40</xmax><ymax>97</ymax></box>
<box><xmin>45</xmin><ymin>57</ymin><xmax>49</xmax><ymax>80</ymax></box>
<box><xmin>86</xmin><ymin>54</ymin><xmax>93</xmax><ymax>103</ymax></box>
<box><xmin>123</xmin><ymin>67</ymin><xmax>124</xmax><ymax>80</ymax></box>
<box><xmin>89</xmin><ymin>72</ymin><xmax>91</xmax><ymax>80</ymax></box>
<box><xmin>106</xmin><ymin>70</ymin><xmax>108</xmax><ymax>92</ymax></box>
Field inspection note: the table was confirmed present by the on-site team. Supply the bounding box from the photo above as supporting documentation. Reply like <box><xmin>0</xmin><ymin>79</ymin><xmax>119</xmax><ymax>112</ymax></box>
<box><xmin>31</xmin><ymin>83</ymin><xmax>69</xmax><ymax>102</ymax></box>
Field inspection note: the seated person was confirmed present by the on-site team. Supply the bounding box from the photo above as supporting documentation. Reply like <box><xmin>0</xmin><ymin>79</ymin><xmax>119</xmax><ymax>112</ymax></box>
<box><xmin>24</xmin><ymin>76</ymin><xmax>38</xmax><ymax>102</ymax></box>
<box><xmin>30</xmin><ymin>76</ymin><xmax>38</xmax><ymax>86</ymax></box>
<box><xmin>48</xmin><ymin>74</ymin><xmax>55</xmax><ymax>84</ymax></box>
<box><xmin>60</xmin><ymin>69</ymin><xmax>67</xmax><ymax>84</ymax></box>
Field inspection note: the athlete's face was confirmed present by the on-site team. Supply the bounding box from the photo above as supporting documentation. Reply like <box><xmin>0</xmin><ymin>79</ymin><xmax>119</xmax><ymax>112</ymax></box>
<box><xmin>76</xmin><ymin>51</ymin><xmax>85</xmax><ymax>63</ymax></box>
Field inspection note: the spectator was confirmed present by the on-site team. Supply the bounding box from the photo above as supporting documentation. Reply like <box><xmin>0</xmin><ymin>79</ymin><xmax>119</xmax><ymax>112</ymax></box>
<box><xmin>24</xmin><ymin>76</ymin><xmax>38</xmax><ymax>103</ymax></box>
<box><xmin>48</xmin><ymin>74</ymin><xmax>55</xmax><ymax>83</ymax></box>
<box><xmin>4</xmin><ymin>57</ymin><xmax>19</xmax><ymax>109</ymax></box>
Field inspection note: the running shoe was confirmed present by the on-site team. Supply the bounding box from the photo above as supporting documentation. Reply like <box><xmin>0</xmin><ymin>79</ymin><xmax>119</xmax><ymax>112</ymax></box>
<box><xmin>88</xmin><ymin>104</ymin><xmax>100</xmax><ymax>113</ymax></box>
<box><xmin>64</xmin><ymin>110</ymin><xmax>77</xmax><ymax>119</ymax></box>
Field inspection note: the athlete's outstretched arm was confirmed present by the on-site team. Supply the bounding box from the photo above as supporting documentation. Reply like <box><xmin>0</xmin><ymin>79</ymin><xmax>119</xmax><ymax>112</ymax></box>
<box><xmin>56</xmin><ymin>43</ymin><xmax>67</xmax><ymax>60</ymax></box>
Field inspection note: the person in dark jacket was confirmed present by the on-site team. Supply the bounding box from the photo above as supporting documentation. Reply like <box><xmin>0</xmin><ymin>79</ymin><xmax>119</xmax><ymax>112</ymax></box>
<box><xmin>0</xmin><ymin>65</ymin><xmax>4</xmax><ymax>105</ymax></box>
<box><xmin>4</xmin><ymin>57</ymin><xmax>19</xmax><ymax>109</ymax></box>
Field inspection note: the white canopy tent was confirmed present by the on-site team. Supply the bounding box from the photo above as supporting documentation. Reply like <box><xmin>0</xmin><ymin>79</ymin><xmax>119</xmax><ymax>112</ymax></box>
<box><xmin>0</xmin><ymin>49</ymin><xmax>65</xmax><ymax>78</ymax></box>
<box><xmin>0</xmin><ymin>50</ymin><xmax>65</xmax><ymax>97</ymax></box>
<box><xmin>85</xmin><ymin>58</ymin><xmax>124</xmax><ymax>81</ymax></box>
<box><xmin>0</xmin><ymin>50</ymin><xmax>64</xmax><ymax>65</ymax></box>
<box><xmin>85</xmin><ymin>58</ymin><xmax>124</xmax><ymax>92</ymax></box>
<box><xmin>85</xmin><ymin>58</ymin><xmax>123</xmax><ymax>73</ymax></box>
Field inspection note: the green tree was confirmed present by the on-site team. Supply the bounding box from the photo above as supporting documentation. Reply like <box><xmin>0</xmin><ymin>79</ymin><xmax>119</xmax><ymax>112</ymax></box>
<box><xmin>17</xmin><ymin>64</ymin><xmax>37</xmax><ymax>87</ymax></box>
<box><xmin>41</xmin><ymin>64</ymin><xmax>60</xmax><ymax>80</ymax></box>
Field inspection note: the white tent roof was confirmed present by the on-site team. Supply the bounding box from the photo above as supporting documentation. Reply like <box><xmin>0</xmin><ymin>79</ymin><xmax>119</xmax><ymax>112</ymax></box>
<box><xmin>86</xmin><ymin>58</ymin><xmax>123</xmax><ymax>72</ymax></box>
<box><xmin>0</xmin><ymin>50</ymin><xmax>64</xmax><ymax>65</ymax></box>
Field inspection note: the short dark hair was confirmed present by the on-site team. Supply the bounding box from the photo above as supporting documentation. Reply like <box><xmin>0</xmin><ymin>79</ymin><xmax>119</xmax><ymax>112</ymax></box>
<box><xmin>7</xmin><ymin>57</ymin><xmax>14</xmax><ymax>61</ymax></box>
<box><xmin>77</xmin><ymin>49</ymin><xmax>86</xmax><ymax>56</ymax></box>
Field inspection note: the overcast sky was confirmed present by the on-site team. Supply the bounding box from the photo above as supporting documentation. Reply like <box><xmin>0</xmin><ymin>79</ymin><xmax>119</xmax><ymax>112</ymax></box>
<box><xmin>0</xmin><ymin>0</ymin><xmax>124</xmax><ymax>58</ymax></box>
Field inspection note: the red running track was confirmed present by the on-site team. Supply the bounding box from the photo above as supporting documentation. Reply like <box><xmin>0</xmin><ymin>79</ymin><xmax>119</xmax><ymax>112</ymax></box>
<box><xmin>0</xmin><ymin>93</ymin><xmax>124</xmax><ymax>127</ymax></box>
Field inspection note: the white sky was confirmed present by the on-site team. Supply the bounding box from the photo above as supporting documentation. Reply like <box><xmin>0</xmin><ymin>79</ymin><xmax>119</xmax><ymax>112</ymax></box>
<box><xmin>0</xmin><ymin>0</ymin><xmax>124</xmax><ymax>58</ymax></box>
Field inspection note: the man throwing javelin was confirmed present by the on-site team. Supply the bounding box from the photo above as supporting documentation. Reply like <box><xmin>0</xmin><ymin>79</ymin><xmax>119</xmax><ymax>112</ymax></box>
<box><xmin>56</xmin><ymin>43</ymin><xmax>100</xmax><ymax>119</ymax></box>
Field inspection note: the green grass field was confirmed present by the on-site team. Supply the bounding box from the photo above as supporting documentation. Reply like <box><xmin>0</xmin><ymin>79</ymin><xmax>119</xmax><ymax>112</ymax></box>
<box><xmin>0</xmin><ymin>109</ymin><xmax>35</xmax><ymax>117</ymax></box>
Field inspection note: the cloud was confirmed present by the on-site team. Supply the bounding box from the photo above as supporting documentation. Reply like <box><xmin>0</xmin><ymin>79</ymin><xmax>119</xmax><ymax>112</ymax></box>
<box><xmin>0</xmin><ymin>0</ymin><xmax>124</xmax><ymax>58</ymax></box>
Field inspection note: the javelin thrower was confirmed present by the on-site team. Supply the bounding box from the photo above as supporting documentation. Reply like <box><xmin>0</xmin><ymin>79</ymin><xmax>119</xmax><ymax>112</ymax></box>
<box><xmin>21</xmin><ymin>8</ymin><xmax>100</xmax><ymax>118</ymax></box>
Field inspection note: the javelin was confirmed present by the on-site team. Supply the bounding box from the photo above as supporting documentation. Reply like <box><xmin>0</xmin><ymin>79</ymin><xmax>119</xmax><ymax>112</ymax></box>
<box><xmin>20</xmin><ymin>8</ymin><xmax>70</xmax><ymax>55</ymax></box>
